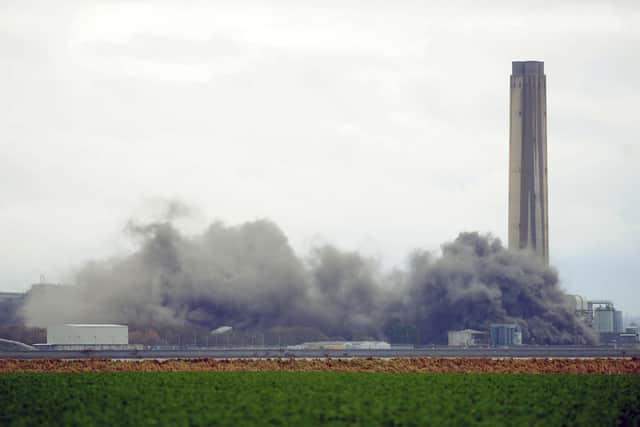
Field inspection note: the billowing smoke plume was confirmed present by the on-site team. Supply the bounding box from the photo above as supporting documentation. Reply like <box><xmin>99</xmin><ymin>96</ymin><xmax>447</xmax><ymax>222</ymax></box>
<box><xmin>404</xmin><ymin>233</ymin><xmax>596</xmax><ymax>344</ymax></box>
<box><xmin>20</xmin><ymin>216</ymin><xmax>595</xmax><ymax>344</ymax></box>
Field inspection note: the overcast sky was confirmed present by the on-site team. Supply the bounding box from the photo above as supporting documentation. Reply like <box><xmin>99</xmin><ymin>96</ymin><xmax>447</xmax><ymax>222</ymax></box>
<box><xmin>1</xmin><ymin>0</ymin><xmax>639</xmax><ymax>313</ymax></box>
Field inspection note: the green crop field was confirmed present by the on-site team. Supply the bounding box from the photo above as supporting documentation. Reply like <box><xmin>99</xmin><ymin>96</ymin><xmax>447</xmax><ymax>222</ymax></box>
<box><xmin>1</xmin><ymin>372</ymin><xmax>639</xmax><ymax>426</ymax></box>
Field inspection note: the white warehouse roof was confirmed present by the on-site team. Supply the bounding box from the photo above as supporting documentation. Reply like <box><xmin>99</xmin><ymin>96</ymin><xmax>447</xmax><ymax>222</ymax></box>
<box><xmin>62</xmin><ymin>324</ymin><xmax>126</xmax><ymax>328</ymax></box>
<box><xmin>47</xmin><ymin>324</ymin><xmax>128</xmax><ymax>345</ymax></box>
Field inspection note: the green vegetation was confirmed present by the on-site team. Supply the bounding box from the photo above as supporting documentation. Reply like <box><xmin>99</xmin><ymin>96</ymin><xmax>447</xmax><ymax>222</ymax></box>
<box><xmin>1</xmin><ymin>372</ymin><xmax>639</xmax><ymax>426</ymax></box>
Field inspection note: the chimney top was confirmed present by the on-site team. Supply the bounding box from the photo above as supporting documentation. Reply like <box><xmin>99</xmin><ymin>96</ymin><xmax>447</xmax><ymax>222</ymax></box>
<box><xmin>512</xmin><ymin>61</ymin><xmax>544</xmax><ymax>75</ymax></box>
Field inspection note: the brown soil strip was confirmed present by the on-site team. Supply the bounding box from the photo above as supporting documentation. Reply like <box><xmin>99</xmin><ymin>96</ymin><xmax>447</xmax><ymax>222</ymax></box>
<box><xmin>1</xmin><ymin>358</ymin><xmax>639</xmax><ymax>374</ymax></box>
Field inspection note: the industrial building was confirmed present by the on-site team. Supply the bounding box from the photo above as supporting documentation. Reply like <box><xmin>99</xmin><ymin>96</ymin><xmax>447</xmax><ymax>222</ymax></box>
<box><xmin>594</xmin><ymin>305</ymin><xmax>623</xmax><ymax>334</ymax></box>
<box><xmin>620</xmin><ymin>325</ymin><xmax>640</xmax><ymax>344</ymax></box>
<box><xmin>446</xmin><ymin>326</ymin><xmax>520</xmax><ymax>347</ymax></box>
<box><xmin>0</xmin><ymin>292</ymin><xmax>25</xmax><ymax>321</ymax></box>
<box><xmin>490</xmin><ymin>324</ymin><xmax>522</xmax><ymax>346</ymax></box>
<box><xmin>626</xmin><ymin>324</ymin><xmax>640</xmax><ymax>336</ymax></box>
<box><xmin>616</xmin><ymin>333</ymin><xmax>640</xmax><ymax>345</ymax></box>
<box><xmin>567</xmin><ymin>296</ymin><xmax>634</xmax><ymax>344</ymax></box>
<box><xmin>0</xmin><ymin>292</ymin><xmax>25</xmax><ymax>303</ymax></box>
<box><xmin>508</xmin><ymin>61</ymin><xmax>549</xmax><ymax>265</ymax></box>
<box><xmin>0</xmin><ymin>292</ymin><xmax>25</xmax><ymax>316</ymax></box>
<box><xmin>447</xmin><ymin>330</ymin><xmax>487</xmax><ymax>347</ymax></box>
<box><xmin>47</xmin><ymin>324</ymin><xmax>128</xmax><ymax>345</ymax></box>
<box><xmin>39</xmin><ymin>324</ymin><xmax>141</xmax><ymax>350</ymax></box>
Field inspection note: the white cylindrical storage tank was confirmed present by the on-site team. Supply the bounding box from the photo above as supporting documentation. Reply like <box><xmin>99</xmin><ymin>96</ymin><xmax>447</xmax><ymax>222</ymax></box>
<box><xmin>594</xmin><ymin>309</ymin><xmax>614</xmax><ymax>333</ymax></box>
<box><xmin>614</xmin><ymin>311</ymin><xmax>624</xmax><ymax>333</ymax></box>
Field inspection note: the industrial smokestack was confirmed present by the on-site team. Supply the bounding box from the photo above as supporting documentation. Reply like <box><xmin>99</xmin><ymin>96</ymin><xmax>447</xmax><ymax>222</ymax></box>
<box><xmin>509</xmin><ymin>60</ymin><xmax>549</xmax><ymax>265</ymax></box>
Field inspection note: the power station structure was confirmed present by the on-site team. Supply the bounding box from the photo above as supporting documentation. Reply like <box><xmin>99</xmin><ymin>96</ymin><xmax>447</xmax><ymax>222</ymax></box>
<box><xmin>568</xmin><ymin>295</ymin><xmax>637</xmax><ymax>344</ymax></box>
<box><xmin>508</xmin><ymin>61</ymin><xmax>549</xmax><ymax>265</ymax></box>
<box><xmin>447</xmin><ymin>324</ymin><xmax>522</xmax><ymax>347</ymax></box>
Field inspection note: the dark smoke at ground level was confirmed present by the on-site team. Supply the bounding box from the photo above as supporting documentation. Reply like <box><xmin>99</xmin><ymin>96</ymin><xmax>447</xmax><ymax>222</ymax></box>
<box><xmin>18</xmin><ymin>218</ymin><xmax>596</xmax><ymax>345</ymax></box>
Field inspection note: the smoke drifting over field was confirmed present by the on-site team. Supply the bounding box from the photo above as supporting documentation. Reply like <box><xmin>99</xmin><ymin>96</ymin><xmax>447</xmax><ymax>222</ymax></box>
<box><xmin>21</xmin><ymin>215</ymin><xmax>595</xmax><ymax>344</ymax></box>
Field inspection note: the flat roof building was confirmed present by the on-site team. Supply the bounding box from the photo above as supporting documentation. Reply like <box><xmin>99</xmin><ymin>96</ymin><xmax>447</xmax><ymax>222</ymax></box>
<box><xmin>46</xmin><ymin>324</ymin><xmax>128</xmax><ymax>345</ymax></box>
<box><xmin>448</xmin><ymin>329</ymin><xmax>487</xmax><ymax>347</ymax></box>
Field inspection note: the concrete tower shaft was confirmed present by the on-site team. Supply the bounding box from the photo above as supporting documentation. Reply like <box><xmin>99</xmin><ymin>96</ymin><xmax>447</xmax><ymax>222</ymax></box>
<box><xmin>508</xmin><ymin>61</ymin><xmax>549</xmax><ymax>264</ymax></box>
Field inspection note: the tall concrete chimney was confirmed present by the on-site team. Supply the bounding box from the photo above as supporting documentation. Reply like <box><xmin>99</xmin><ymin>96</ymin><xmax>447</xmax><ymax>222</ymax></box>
<box><xmin>508</xmin><ymin>61</ymin><xmax>549</xmax><ymax>265</ymax></box>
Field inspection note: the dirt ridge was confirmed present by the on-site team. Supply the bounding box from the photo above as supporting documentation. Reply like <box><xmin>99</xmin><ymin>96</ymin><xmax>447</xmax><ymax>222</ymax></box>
<box><xmin>1</xmin><ymin>357</ymin><xmax>640</xmax><ymax>374</ymax></box>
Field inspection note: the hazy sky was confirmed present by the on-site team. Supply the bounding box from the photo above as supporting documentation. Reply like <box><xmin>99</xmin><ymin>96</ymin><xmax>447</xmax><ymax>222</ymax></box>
<box><xmin>1</xmin><ymin>1</ymin><xmax>639</xmax><ymax>313</ymax></box>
